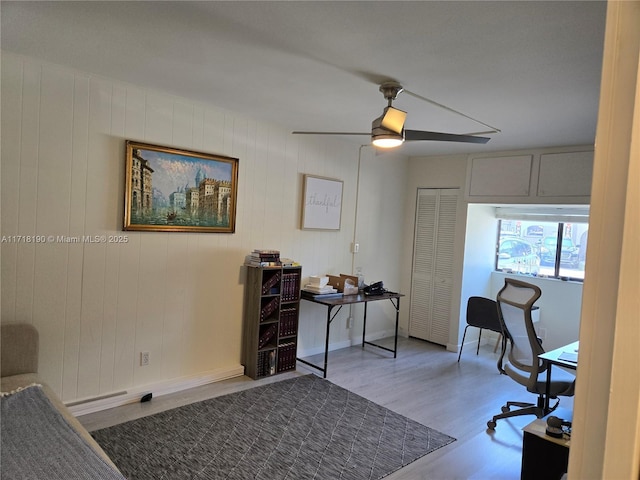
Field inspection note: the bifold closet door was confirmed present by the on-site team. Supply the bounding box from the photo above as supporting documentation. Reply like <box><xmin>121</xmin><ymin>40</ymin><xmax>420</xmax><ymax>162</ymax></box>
<box><xmin>409</xmin><ymin>188</ymin><xmax>458</xmax><ymax>346</ymax></box>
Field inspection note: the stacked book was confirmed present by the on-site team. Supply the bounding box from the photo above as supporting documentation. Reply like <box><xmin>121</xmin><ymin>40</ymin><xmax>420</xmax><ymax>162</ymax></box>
<box><xmin>261</xmin><ymin>271</ymin><xmax>281</xmax><ymax>295</ymax></box>
<box><xmin>245</xmin><ymin>249</ymin><xmax>281</xmax><ymax>267</ymax></box>
<box><xmin>281</xmin><ymin>272</ymin><xmax>301</xmax><ymax>302</ymax></box>
<box><xmin>280</xmin><ymin>257</ymin><xmax>300</xmax><ymax>267</ymax></box>
<box><xmin>302</xmin><ymin>276</ymin><xmax>342</xmax><ymax>298</ymax></box>
<box><xmin>257</xmin><ymin>350</ymin><xmax>277</xmax><ymax>377</ymax></box>
<box><xmin>277</xmin><ymin>342</ymin><xmax>297</xmax><ymax>373</ymax></box>
<box><xmin>260</xmin><ymin>297</ymin><xmax>279</xmax><ymax>322</ymax></box>
<box><xmin>279</xmin><ymin>307</ymin><xmax>298</xmax><ymax>337</ymax></box>
<box><xmin>258</xmin><ymin>324</ymin><xmax>278</xmax><ymax>349</ymax></box>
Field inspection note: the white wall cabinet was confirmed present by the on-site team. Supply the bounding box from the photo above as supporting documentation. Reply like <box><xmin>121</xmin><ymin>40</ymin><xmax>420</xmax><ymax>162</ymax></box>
<box><xmin>468</xmin><ymin>155</ymin><xmax>533</xmax><ymax>197</ymax></box>
<box><xmin>537</xmin><ymin>151</ymin><xmax>593</xmax><ymax>197</ymax></box>
<box><xmin>465</xmin><ymin>148</ymin><xmax>593</xmax><ymax>204</ymax></box>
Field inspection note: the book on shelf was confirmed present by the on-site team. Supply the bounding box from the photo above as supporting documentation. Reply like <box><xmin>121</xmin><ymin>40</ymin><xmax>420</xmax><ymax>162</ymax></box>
<box><xmin>257</xmin><ymin>350</ymin><xmax>277</xmax><ymax>377</ymax></box>
<box><xmin>258</xmin><ymin>323</ymin><xmax>278</xmax><ymax>349</ymax></box>
<box><xmin>260</xmin><ymin>297</ymin><xmax>279</xmax><ymax>321</ymax></box>
<box><xmin>250</xmin><ymin>249</ymin><xmax>280</xmax><ymax>259</ymax></box>
<box><xmin>281</xmin><ymin>271</ymin><xmax>301</xmax><ymax>301</ymax></box>
<box><xmin>245</xmin><ymin>255</ymin><xmax>282</xmax><ymax>267</ymax></box>
<box><xmin>277</xmin><ymin>341</ymin><xmax>297</xmax><ymax>372</ymax></box>
<box><xmin>244</xmin><ymin>251</ymin><xmax>300</xmax><ymax>269</ymax></box>
<box><xmin>261</xmin><ymin>271</ymin><xmax>281</xmax><ymax>295</ymax></box>
<box><xmin>252</xmin><ymin>249</ymin><xmax>280</xmax><ymax>255</ymax></box>
<box><xmin>248</xmin><ymin>255</ymin><xmax>280</xmax><ymax>262</ymax></box>
<box><xmin>279</xmin><ymin>307</ymin><xmax>298</xmax><ymax>336</ymax></box>
<box><xmin>280</xmin><ymin>258</ymin><xmax>300</xmax><ymax>267</ymax></box>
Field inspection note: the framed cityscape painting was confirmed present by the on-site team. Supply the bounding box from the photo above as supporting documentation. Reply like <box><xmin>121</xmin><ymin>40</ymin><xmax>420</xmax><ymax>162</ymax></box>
<box><xmin>124</xmin><ymin>141</ymin><xmax>239</xmax><ymax>233</ymax></box>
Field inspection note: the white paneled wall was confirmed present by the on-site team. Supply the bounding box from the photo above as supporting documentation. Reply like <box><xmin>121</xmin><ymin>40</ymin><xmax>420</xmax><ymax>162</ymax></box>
<box><xmin>1</xmin><ymin>53</ymin><xmax>409</xmax><ymax>404</ymax></box>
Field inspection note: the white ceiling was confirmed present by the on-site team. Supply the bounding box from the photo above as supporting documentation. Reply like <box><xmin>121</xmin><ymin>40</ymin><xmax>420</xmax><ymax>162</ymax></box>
<box><xmin>1</xmin><ymin>1</ymin><xmax>607</xmax><ymax>157</ymax></box>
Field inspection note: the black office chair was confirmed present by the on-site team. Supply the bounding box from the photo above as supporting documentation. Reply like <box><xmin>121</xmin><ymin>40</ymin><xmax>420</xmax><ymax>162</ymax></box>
<box><xmin>487</xmin><ymin>278</ymin><xmax>575</xmax><ymax>430</ymax></box>
<box><xmin>457</xmin><ymin>296</ymin><xmax>503</xmax><ymax>362</ymax></box>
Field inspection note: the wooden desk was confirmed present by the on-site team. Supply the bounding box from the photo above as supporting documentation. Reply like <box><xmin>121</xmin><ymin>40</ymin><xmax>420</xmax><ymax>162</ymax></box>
<box><xmin>539</xmin><ymin>341</ymin><xmax>578</xmax><ymax>413</ymax></box>
<box><xmin>298</xmin><ymin>291</ymin><xmax>403</xmax><ymax>378</ymax></box>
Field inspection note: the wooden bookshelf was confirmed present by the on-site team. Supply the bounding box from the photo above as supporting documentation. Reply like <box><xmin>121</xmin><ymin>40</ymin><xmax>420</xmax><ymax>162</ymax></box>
<box><xmin>242</xmin><ymin>265</ymin><xmax>301</xmax><ymax>379</ymax></box>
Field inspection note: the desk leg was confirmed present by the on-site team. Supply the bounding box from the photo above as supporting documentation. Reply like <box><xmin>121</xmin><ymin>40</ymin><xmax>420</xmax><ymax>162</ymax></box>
<box><xmin>322</xmin><ymin>305</ymin><xmax>333</xmax><ymax>378</ymax></box>
<box><xmin>361</xmin><ymin>297</ymin><xmax>399</xmax><ymax>357</ymax></box>
<box><xmin>362</xmin><ymin>302</ymin><xmax>368</xmax><ymax>349</ymax></box>
<box><xmin>297</xmin><ymin>304</ymin><xmax>341</xmax><ymax>378</ymax></box>
<box><xmin>393</xmin><ymin>297</ymin><xmax>399</xmax><ymax>358</ymax></box>
<box><xmin>544</xmin><ymin>362</ymin><xmax>552</xmax><ymax>414</ymax></box>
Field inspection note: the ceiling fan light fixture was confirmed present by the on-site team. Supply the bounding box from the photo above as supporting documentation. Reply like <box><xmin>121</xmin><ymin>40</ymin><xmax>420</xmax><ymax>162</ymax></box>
<box><xmin>371</xmin><ymin>132</ymin><xmax>404</xmax><ymax>148</ymax></box>
<box><xmin>371</xmin><ymin>112</ymin><xmax>405</xmax><ymax>148</ymax></box>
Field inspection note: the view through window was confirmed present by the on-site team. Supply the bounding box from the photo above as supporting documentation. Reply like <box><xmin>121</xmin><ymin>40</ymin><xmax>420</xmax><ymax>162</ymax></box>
<box><xmin>497</xmin><ymin>220</ymin><xmax>589</xmax><ymax>280</ymax></box>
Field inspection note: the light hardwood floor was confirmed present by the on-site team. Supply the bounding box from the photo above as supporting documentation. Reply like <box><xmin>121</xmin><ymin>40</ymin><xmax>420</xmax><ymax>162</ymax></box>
<box><xmin>80</xmin><ymin>337</ymin><xmax>572</xmax><ymax>479</ymax></box>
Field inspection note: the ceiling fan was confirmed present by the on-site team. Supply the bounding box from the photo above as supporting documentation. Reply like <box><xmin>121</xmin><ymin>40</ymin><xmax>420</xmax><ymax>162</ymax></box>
<box><xmin>293</xmin><ymin>81</ymin><xmax>499</xmax><ymax>148</ymax></box>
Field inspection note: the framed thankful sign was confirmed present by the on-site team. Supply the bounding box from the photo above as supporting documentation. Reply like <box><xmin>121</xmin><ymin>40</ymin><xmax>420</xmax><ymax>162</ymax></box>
<box><xmin>301</xmin><ymin>174</ymin><xmax>343</xmax><ymax>231</ymax></box>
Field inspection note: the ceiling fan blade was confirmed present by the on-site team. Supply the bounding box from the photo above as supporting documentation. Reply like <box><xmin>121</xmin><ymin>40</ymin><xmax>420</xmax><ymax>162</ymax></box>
<box><xmin>404</xmin><ymin>129</ymin><xmax>490</xmax><ymax>144</ymax></box>
<box><xmin>292</xmin><ymin>131</ymin><xmax>370</xmax><ymax>136</ymax></box>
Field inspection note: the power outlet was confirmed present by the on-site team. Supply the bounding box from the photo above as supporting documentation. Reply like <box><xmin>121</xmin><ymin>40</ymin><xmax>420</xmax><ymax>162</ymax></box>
<box><xmin>140</xmin><ymin>351</ymin><xmax>150</xmax><ymax>366</ymax></box>
<box><xmin>346</xmin><ymin>316</ymin><xmax>353</xmax><ymax>329</ymax></box>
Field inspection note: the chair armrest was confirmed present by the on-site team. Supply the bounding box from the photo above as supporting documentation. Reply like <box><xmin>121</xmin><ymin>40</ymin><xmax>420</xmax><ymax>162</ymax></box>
<box><xmin>1</xmin><ymin>323</ymin><xmax>39</xmax><ymax>377</ymax></box>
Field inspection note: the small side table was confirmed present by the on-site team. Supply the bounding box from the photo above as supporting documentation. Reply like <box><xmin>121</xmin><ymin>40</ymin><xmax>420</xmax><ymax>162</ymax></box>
<box><xmin>521</xmin><ymin>408</ymin><xmax>572</xmax><ymax>480</ymax></box>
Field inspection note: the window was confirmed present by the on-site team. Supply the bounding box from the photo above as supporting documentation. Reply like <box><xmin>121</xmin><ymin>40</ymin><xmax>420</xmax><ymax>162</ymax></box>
<box><xmin>496</xmin><ymin>219</ymin><xmax>588</xmax><ymax>280</ymax></box>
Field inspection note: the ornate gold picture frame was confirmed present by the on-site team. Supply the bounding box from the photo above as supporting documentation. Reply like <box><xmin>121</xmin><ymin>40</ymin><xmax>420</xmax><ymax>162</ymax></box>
<box><xmin>124</xmin><ymin>141</ymin><xmax>239</xmax><ymax>233</ymax></box>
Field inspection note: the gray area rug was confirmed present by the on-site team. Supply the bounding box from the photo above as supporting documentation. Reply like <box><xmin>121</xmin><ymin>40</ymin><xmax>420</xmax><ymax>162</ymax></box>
<box><xmin>91</xmin><ymin>375</ymin><xmax>455</xmax><ymax>479</ymax></box>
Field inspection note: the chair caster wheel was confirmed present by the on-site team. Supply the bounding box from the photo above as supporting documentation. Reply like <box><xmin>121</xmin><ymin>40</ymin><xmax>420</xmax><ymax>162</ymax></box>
<box><xmin>501</xmin><ymin>406</ymin><xmax>510</xmax><ymax>413</ymax></box>
<box><xmin>487</xmin><ymin>420</ymin><xmax>496</xmax><ymax>430</ymax></box>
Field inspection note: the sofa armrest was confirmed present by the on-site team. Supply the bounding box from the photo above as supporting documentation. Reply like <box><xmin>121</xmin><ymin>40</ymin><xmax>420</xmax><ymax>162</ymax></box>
<box><xmin>1</xmin><ymin>323</ymin><xmax>39</xmax><ymax>377</ymax></box>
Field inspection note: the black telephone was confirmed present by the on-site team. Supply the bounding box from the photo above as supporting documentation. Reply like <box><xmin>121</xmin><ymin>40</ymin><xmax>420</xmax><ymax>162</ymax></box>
<box><xmin>363</xmin><ymin>281</ymin><xmax>385</xmax><ymax>296</ymax></box>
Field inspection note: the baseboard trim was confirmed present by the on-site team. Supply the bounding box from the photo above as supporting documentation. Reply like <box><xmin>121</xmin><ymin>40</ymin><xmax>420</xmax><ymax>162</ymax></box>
<box><xmin>68</xmin><ymin>365</ymin><xmax>245</xmax><ymax>417</ymax></box>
